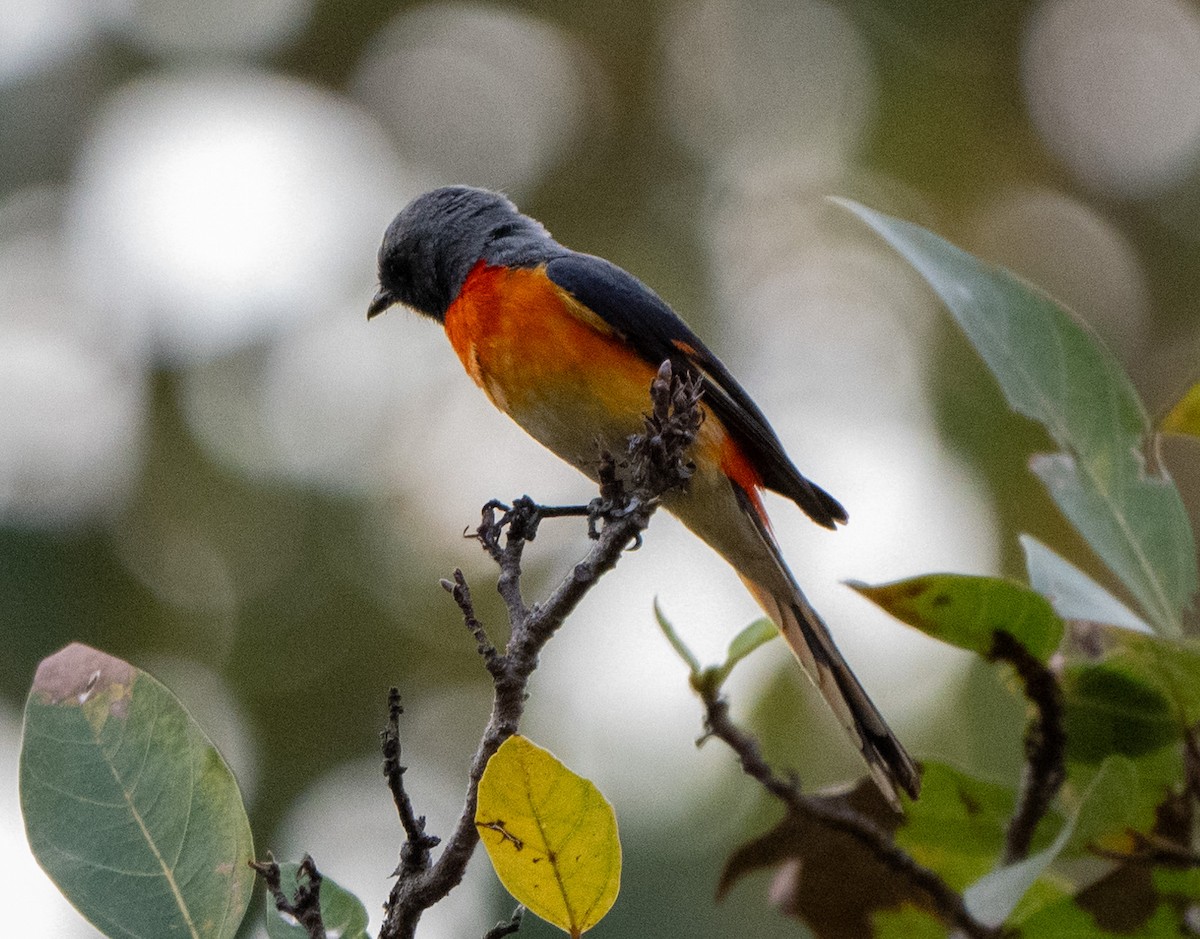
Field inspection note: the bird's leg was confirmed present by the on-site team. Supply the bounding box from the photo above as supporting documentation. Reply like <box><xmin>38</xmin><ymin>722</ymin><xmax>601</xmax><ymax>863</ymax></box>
<box><xmin>586</xmin><ymin>450</ymin><xmax>636</xmax><ymax>540</ymax></box>
<box><xmin>472</xmin><ymin>495</ymin><xmax>599</xmax><ymax>576</ymax></box>
<box><xmin>469</xmin><ymin>499</ymin><xmax>511</xmax><ymax>561</ymax></box>
<box><xmin>474</xmin><ymin>361</ymin><xmax>703</xmax><ymax>552</ymax></box>
<box><xmin>506</xmin><ymin>496</ymin><xmax>596</xmax><ymax>542</ymax></box>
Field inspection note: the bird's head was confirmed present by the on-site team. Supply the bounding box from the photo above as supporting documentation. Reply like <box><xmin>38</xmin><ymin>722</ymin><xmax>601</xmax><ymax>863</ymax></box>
<box><xmin>368</xmin><ymin>186</ymin><xmax>554</xmax><ymax>322</ymax></box>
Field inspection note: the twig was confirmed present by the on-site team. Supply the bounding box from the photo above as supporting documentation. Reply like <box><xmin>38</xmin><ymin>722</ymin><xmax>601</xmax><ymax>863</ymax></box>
<box><xmin>482</xmin><ymin>905</ymin><xmax>525</xmax><ymax>938</ymax></box>
<box><xmin>1091</xmin><ymin>829</ymin><xmax>1200</xmax><ymax>868</ymax></box>
<box><xmin>1090</xmin><ymin>751</ymin><xmax>1200</xmax><ymax>869</ymax></box>
<box><xmin>1184</xmin><ymin>725</ymin><xmax>1200</xmax><ymax>807</ymax></box>
<box><xmin>700</xmin><ymin>692</ymin><xmax>998</xmax><ymax>939</ymax></box>
<box><xmin>382</xmin><ymin>690</ymin><xmax>441</xmax><ymax>879</ymax></box>
<box><xmin>378</xmin><ymin>361</ymin><xmax>701</xmax><ymax>939</ymax></box>
<box><xmin>250</xmin><ymin>853</ymin><xmax>327</xmax><ymax>939</ymax></box>
<box><xmin>467</xmin><ymin>496</ymin><xmax>551</xmax><ymax>625</ymax></box>
<box><xmin>442</xmin><ymin>571</ymin><xmax>503</xmax><ymax>677</ymax></box>
<box><xmin>988</xmin><ymin>631</ymin><xmax>1066</xmax><ymax>865</ymax></box>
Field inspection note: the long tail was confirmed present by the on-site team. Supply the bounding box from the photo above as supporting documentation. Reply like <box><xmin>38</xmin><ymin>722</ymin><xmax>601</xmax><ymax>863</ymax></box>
<box><xmin>741</xmin><ymin>573</ymin><xmax>921</xmax><ymax>810</ymax></box>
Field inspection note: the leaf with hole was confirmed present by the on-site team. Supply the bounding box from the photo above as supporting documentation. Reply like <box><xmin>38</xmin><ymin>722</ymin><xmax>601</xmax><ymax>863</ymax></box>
<box><xmin>892</xmin><ymin>761</ymin><xmax>1018</xmax><ymax>893</ymax></box>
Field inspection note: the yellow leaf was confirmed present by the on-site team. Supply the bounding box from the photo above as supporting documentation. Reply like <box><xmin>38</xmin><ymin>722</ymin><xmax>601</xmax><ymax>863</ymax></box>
<box><xmin>1161</xmin><ymin>382</ymin><xmax>1200</xmax><ymax>439</ymax></box>
<box><xmin>476</xmin><ymin>735</ymin><xmax>621</xmax><ymax>937</ymax></box>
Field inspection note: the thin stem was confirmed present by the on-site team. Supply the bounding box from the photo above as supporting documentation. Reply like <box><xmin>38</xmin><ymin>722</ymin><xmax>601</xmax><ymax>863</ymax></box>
<box><xmin>382</xmin><ymin>690</ymin><xmax>441</xmax><ymax>879</ymax></box>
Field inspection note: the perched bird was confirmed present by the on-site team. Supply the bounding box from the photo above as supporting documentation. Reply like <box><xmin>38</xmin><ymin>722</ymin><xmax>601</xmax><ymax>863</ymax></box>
<box><xmin>368</xmin><ymin>186</ymin><xmax>919</xmax><ymax>807</ymax></box>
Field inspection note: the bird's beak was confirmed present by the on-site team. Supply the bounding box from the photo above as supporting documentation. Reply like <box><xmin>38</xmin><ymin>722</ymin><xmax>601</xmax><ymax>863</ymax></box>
<box><xmin>367</xmin><ymin>287</ymin><xmax>395</xmax><ymax>320</ymax></box>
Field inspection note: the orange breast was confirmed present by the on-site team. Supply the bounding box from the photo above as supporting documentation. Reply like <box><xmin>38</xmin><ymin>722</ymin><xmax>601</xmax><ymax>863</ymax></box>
<box><xmin>443</xmin><ymin>262</ymin><xmax>654</xmax><ymax>459</ymax></box>
<box><xmin>443</xmin><ymin>260</ymin><xmax>764</xmax><ymax>509</ymax></box>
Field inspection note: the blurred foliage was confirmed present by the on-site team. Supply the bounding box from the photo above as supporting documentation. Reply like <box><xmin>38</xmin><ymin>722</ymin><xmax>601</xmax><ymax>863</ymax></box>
<box><xmin>646</xmin><ymin>196</ymin><xmax>1200</xmax><ymax>937</ymax></box>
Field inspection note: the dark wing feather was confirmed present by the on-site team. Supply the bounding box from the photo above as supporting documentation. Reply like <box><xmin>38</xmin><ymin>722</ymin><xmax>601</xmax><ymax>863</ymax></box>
<box><xmin>546</xmin><ymin>252</ymin><xmax>847</xmax><ymax>528</ymax></box>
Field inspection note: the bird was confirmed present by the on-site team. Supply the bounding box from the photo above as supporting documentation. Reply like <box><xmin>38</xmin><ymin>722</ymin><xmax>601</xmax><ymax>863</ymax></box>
<box><xmin>368</xmin><ymin>185</ymin><xmax>920</xmax><ymax>807</ymax></box>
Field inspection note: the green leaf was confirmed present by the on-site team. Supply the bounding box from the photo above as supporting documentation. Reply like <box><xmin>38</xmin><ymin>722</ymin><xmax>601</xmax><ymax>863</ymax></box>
<box><xmin>1056</xmin><ymin>625</ymin><xmax>1186</xmax><ymax>837</ymax></box>
<box><xmin>851</xmin><ymin>574</ymin><xmax>1064</xmax><ymax>663</ymax></box>
<box><xmin>1056</xmin><ymin>623</ymin><xmax>1200</xmax><ymax>775</ymax></box>
<box><xmin>1061</xmin><ymin>664</ymin><xmax>1179</xmax><ymax>764</ymax></box>
<box><xmin>1159</xmin><ymin>381</ymin><xmax>1200</xmax><ymax>439</ymax></box>
<box><xmin>873</xmin><ymin>905</ymin><xmax>952</xmax><ymax>938</ymax></box>
<box><xmin>722</xmin><ymin>618</ymin><xmax>778</xmax><ymax>673</ymax></box>
<box><xmin>704</xmin><ymin>617</ymin><xmax>778</xmax><ymax>691</ymax></box>
<box><xmin>962</xmin><ymin>756</ymin><xmax>1136</xmax><ymax>928</ymax></box>
<box><xmin>476</xmin><ymin>735</ymin><xmax>620</xmax><ymax>937</ymax></box>
<box><xmin>892</xmin><ymin>762</ymin><xmax>1017</xmax><ymax>893</ymax></box>
<box><xmin>1062</xmin><ymin>620</ymin><xmax>1200</xmax><ymax>732</ymax></box>
<box><xmin>263</xmin><ymin>862</ymin><xmax>370</xmax><ymax>939</ymax></box>
<box><xmin>20</xmin><ymin>643</ymin><xmax>254</xmax><ymax>939</ymax></box>
<box><xmin>653</xmin><ymin>601</ymin><xmax>701</xmax><ymax>677</ymax></box>
<box><xmin>840</xmin><ymin>199</ymin><xmax>1197</xmax><ymax>637</ymax></box>
<box><xmin>655</xmin><ymin>602</ymin><xmax>776</xmax><ymax>694</ymax></box>
<box><xmin>1020</xmin><ymin>535</ymin><xmax>1152</xmax><ymax>634</ymax></box>
<box><xmin>1024</xmin><ymin>897</ymin><xmax>1189</xmax><ymax>938</ymax></box>
<box><xmin>1019</xmin><ymin>861</ymin><xmax>1200</xmax><ymax>936</ymax></box>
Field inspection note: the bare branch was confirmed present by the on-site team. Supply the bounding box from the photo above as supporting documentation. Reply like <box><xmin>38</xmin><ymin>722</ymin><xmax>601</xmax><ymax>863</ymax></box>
<box><xmin>378</xmin><ymin>360</ymin><xmax>701</xmax><ymax>939</ymax></box>
<box><xmin>382</xmin><ymin>690</ymin><xmax>441</xmax><ymax>880</ymax></box>
<box><xmin>482</xmin><ymin>905</ymin><xmax>525</xmax><ymax>938</ymax></box>
<box><xmin>442</xmin><ymin>571</ymin><xmax>503</xmax><ymax>678</ymax></box>
<box><xmin>250</xmin><ymin>853</ymin><xmax>327</xmax><ymax>939</ymax></box>
<box><xmin>988</xmin><ymin>631</ymin><xmax>1066</xmax><ymax>865</ymax></box>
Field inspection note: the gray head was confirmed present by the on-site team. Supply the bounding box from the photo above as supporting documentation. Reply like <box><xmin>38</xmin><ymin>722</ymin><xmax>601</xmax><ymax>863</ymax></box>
<box><xmin>367</xmin><ymin>186</ymin><xmax>559</xmax><ymax>322</ymax></box>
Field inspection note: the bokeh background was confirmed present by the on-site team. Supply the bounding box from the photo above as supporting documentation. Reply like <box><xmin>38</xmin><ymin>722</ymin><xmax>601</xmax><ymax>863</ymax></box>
<box><xmin>4</xmin><ymin>0</ymin><xmax>1200</xmax><ymax>935</ymax></box>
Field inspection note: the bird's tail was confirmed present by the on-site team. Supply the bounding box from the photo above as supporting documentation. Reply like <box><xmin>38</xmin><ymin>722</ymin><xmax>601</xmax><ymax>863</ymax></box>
<box><xmin>741</xmin><ymin>573</ymin><xmax>921</xmax><ymax>810</ymax></box>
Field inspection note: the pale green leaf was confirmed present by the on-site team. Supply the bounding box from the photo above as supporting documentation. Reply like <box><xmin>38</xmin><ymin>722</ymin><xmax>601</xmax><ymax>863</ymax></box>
<box><xmin>20</xmin><ymin>643</ymin><xmax>254</xmax><ymax>939</ymax></box>
<box><xmin>653</xmin><ymin>600</ymin><xmax>701</xmax><ymax>677</ymax></box>
<box><xmin>1020</xmin><ymin>534</ymin><xmax>1152</xmax><ymax>634</ymax></box>
<box><xmin>840</xmin><ymin>200</ymin><xmax>1197</xmax><ymax>637</ymax></box>
<box><xmin>708</xmin><ymin>618</ymin><xmax>778</xmax><ymax>689</ymax></box>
